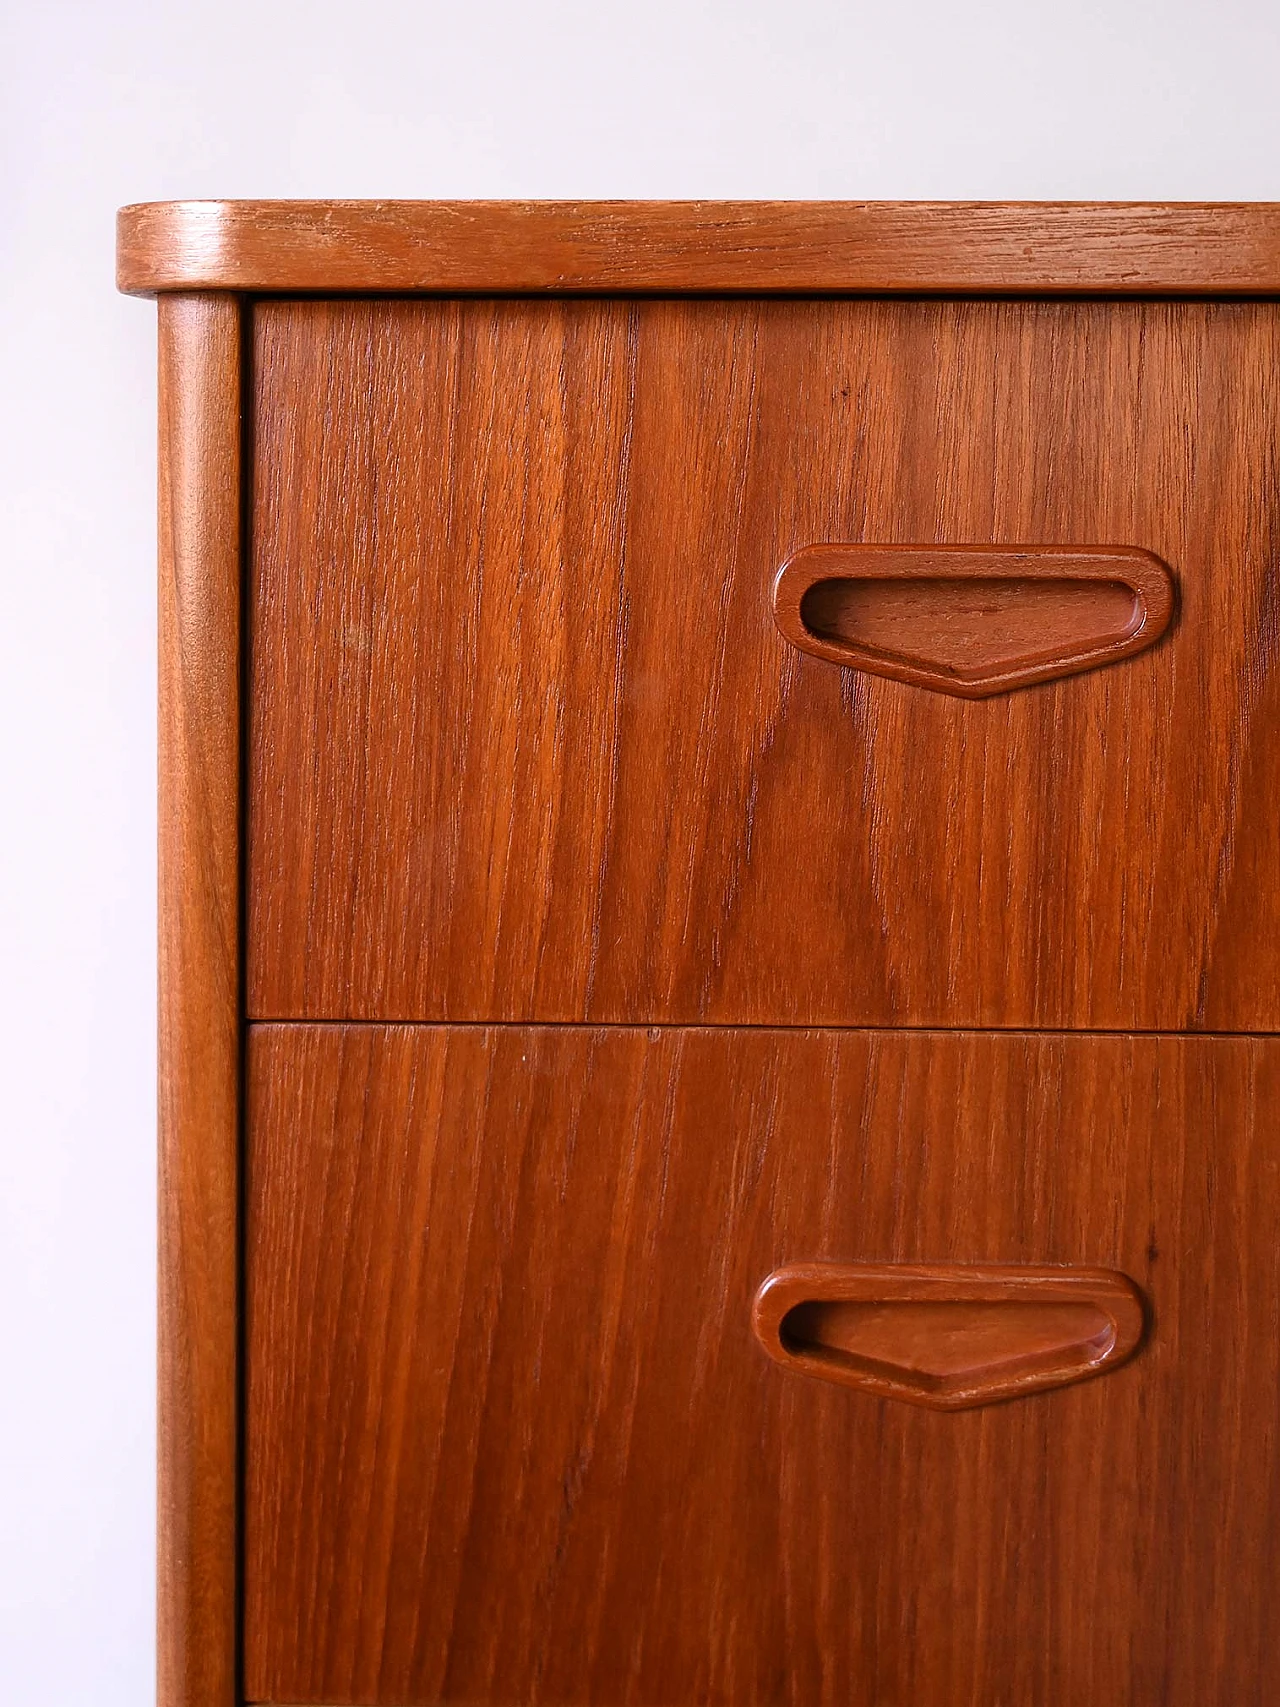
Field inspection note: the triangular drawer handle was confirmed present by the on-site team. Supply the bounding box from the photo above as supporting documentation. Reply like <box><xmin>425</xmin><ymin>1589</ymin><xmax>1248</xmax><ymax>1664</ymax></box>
<box><xmin>772</xmin><ymin>544</ymin><xmax>1176</xmax><ymax>696</ymax></box>
<box><xmin>753</xmin><ymin>1262</ymin><xmax>1145</xmax><ymax>1409</ymax></box>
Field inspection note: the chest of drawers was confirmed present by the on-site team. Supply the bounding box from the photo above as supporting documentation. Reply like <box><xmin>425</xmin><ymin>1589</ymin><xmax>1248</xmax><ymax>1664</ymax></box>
<box><xmin>120</xmin><ymin>201</ymin><xmax>1280</xmax><ymax>1707</ymax></box>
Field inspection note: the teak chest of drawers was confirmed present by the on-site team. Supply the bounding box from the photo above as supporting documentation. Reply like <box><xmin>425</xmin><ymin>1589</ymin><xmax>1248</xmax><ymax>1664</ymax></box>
<box><xmin>120</xmin><ymin>201</ymin><xmax>1280</xmax><ymax>1707</ymax></box>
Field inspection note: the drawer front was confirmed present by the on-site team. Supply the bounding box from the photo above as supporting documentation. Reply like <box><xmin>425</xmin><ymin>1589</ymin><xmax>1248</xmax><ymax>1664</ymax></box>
<box><xmin>247</xmin><ymin>297</ymin><xmax>1280</xmax><ymax>1029</ymax></box>
<box><xmin>244</xmin><ymin>1024</ymin><xmax>1280</xmax><ymax>1707</ymax></box>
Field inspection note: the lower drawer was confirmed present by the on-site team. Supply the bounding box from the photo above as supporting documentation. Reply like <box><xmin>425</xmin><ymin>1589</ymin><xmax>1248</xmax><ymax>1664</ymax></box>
<box><xmin>244</xmin><ymin>1025</ymin><xmax>1280</xmax><ymax>1707</ymax></box>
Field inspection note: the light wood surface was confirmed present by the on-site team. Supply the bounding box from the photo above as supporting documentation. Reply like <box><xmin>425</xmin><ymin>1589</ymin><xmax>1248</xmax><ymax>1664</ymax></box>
<box><xmin>244</xmin><ymin>1023</ymin><xmax>1280</xmax><ymax>1707</ymax></box>
<box><xmin>247</xmin><ymin>296</ymin><xmax>1280</xmax><ymax>1030</ymax></box>
<box><xmin>116</xmin><ymin>200</ymin><xmax>1280</xmax><ymax>295</ymax></box>
<box><xmin>157</xmin><ymin>294</ymin><xmax>242</xmax><ymax>1707</ymax></box>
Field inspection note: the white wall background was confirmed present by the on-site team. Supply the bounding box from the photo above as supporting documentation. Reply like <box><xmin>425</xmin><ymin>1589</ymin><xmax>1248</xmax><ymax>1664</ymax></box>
<box><xmin>1</xmin><ymin>2</ymin><xmax>1278</xmax><ymax>1700</ymax></box>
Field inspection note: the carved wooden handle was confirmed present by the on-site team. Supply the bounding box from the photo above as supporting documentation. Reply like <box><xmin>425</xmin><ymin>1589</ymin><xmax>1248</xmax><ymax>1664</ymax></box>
<box><xmin>772</xmin><ymin>544</ymin><xmax>1176</xmax><ymax>696</ymax></box>
<box><xmin>752</xmin><ymin>1263</ymin><xmax>1145</xmax><ymax>1409</ymax></box>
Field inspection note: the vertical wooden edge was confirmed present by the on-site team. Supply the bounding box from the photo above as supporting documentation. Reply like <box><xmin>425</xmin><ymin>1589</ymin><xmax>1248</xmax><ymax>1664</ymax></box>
<box><xmin>157</xmin><ymin>292</ymin><xmax>244</xmax><ymax>1707</ymax></box>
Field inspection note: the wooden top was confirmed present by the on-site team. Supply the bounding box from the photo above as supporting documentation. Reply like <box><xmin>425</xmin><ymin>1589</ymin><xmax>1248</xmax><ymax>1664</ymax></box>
<box><xmin>117</xmin><ymin>200</ymin><xmax>1280</xmax><ymax>297</ymax></box>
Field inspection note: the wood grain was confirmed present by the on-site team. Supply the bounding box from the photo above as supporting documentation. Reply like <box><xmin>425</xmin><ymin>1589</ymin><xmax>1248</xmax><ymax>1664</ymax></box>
<box><xmin>247</xmin><ymin>296</ymin><xmax>1280</xmax><ymax>1030</ymax></box>
<box><xmin>116</xmin><ymin>200</ymin><xmax>1280</xmax><ymax>295</ymax></box>
<box><xmin>244</xmin><ymin>1024</ymin><xmax>1280</xmax><ymax>1707</ymax></box>
<box><xmin>157</xmin><ymin>294</ymin><xmax>242</xmax><ymax>1707</ymax></box>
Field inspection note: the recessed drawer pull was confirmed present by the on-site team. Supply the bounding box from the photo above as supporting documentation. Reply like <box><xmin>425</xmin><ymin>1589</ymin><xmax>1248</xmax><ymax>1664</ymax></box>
<box><xmin>772</xmin><ymin>544</ymin><xmax>1176</xmax><ymax>697</ymax></box>
<box><xmin>753</xmin><ymin>1262</ymin><xmax>1145</xmax><ymax>1408</ymax></box>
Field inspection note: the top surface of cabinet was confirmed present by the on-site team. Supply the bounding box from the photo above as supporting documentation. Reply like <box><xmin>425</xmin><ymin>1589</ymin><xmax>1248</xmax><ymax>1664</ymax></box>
<box><xmin>117</xmin><ymin>200</ymin><xmax>1280</xmax><ymax>296</ymax></box>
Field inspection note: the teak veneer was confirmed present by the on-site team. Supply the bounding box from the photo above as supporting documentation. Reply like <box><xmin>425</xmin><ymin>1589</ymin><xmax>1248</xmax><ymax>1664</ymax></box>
<box><xmin>126</xmin><ymin>202</ymin><xmax>1280</xmax><ymax>1707</ymax></box>
<box><xmin>247</xmin><ymin>294</ymin><xmax>1280</xmax><ymax>1030</ymax></box>
<box><xmin>157</xmin><ymin>294</ymin><xmax>240</xmax><ymax>1707</ymax></box>
<box><xmin>242</xmin><ymin>1025</ymin><xmax>1279</xmax><ymax>1707</ymax></box>
<box><xmin>118</xmin><ymin>199</ymin><xmax>1280</xmax><ymax>295</ymax></box>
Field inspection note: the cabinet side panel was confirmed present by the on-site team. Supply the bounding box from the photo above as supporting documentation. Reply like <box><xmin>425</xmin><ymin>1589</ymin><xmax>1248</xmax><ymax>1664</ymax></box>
<box><xmin>158</xmin><ymin>293</ymin><xmax>242</xmax><ymax>1707</ymax></box>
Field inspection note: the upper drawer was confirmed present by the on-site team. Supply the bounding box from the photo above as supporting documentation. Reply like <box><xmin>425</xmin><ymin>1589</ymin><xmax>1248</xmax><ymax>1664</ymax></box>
<box><xmin>247</xmin><ymin>297</ymin><xmax>1280</xmax><ymax>1028</ymax></box>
